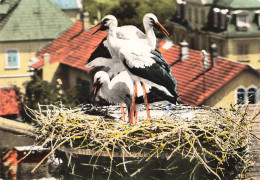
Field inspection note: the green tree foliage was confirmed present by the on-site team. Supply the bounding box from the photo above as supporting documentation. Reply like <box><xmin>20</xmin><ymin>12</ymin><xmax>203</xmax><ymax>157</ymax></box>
<box><xmin>22</xmin><ymin>76</ymin><xmax>82</xmax><ymax>123</ymax></box>
<box><xmin>83</xmin><ymin>0</ymin><xmax>117</xmax><ymax>24</ymax></box>
<box><xmin>84</xmin><ymin>0</ymin><xmax>177</xmax><ymax>38</ymax></box>
<box><xmin>111</xmin><ymin>0</ymin><xmax>176</xmax><ymax>37</ymax></box>
<box><xmin>22</xmin><ymin>75</ymin><xmax>95</xmax><ymax>123</ymax></box>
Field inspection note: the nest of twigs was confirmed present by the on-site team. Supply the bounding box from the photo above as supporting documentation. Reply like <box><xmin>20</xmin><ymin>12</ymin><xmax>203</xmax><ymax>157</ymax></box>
<box><xmin>26</xmin><ymin>103</ymin><xmax>259</xmax><ymax>179</ymax></box>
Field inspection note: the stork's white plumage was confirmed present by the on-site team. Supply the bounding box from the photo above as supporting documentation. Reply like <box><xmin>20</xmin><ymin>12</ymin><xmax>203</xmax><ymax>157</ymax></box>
<box><xmin>92</xmin><ymin>70</ymin><xmax>133</xmax><ymax>105</ymax></box>
<box><xmin>94</xmin><ymin>15</ymin><xmax>179</xmax><ymax>123</ymax></box>
<box><xmin>92</xmin><ymin>70</ymin><xmax>178</xmax><ymax>123</ymax></box>
<box><xmin>116</xmin><ymin>13</ymin><xmax>169</xmax><ymax>49</ymax></box>
<box><xmin>92</xmin><ymin>70</ymin><xmax>141</xmax><ymax>123</ymax></box>
<box><xmin>86</xmin><ymin>13</ymin><xmax>170</xmax><ymax>76</ymax></box>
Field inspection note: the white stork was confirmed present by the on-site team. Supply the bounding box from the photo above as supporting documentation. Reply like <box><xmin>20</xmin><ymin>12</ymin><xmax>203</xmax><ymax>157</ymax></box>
<box><xmin>87</xmin><ymin>13</ymin><xmax>172</xmax><ymax>121</ymax></box>
<box><xmin>87</xmin><ymin>13</ymin><xmax>170</xmax><ymax>75</ymax></box>
<box><xmin>92</xmin><ymin>70</ymin><xmax>179</xmax><ymax>124</ymax></box>
<box><xmin>93</xmin><ymin>15</ymin><xmax>179</xmax><ymax>123</ymax></box>
<box><xmin>116</xmin><ymin>13</ymin><xmax>169</xmax><ymax>49</ymax></box>
<box><xmin>91</xmin><ymin>70</ymin><xmax>140</xmax><ymax>123</ymax></box>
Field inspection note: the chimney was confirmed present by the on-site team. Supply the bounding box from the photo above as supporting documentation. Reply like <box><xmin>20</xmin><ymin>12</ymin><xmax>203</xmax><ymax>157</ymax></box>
<box><xmin>43</xmin><ymin>53</ymin><xmax>50</xmax><ymax>65</ymax></box>
<box><xmin>201</xmin><ymin>50</ymin><xmax>209</xmax><ymax>72</ymax></box>
<box><xmin>43</xmin><ymin>53</ymin><xmax>51</xmax><ymax>82</ymax></box>
<box><xmin>79</xmin><ymin>0</ymin><xmax>91</xmax><ymax>30</ymax></box>
<box><xmin>210</xmin><ymin>43</ymin><xmax>218</xmax><ymax>68</ymax></box>
<box><xmin>180</xmin><ymin>41</ymin><xmax>189</xmax><ymax>61</ymax></box>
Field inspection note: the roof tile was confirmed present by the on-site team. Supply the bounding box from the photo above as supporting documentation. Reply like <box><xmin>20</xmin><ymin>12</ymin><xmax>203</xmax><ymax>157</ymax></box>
<box><xmin>0</xmin><ymin>88</ymin><xmax>21</xmax><ymax>115</ymax></box>
<box><xmin>32</xmin><ymin>21</ymin><xmax>107</xmax><ymax>72</ymax></box>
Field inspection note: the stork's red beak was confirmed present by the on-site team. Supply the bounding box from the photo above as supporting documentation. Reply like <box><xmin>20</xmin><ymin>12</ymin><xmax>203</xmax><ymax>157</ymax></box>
<box><xmin>156</xmin><ymin>22</ymin><xmax>169</xmax><ymax>37</ymax></box>
<box><xmin>90</xmin><ymin>81</ymin><xmax>103</xmax><ymax>101</ymax></box>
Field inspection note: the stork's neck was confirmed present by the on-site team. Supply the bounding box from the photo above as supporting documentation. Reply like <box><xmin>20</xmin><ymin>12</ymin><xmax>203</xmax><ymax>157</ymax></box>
<box><xmin>144</xmin><ymin>25</ymin><xmax>156</xmax><ymax>49</ymax></box>
<box><xmin>100</xmin><ymin>80</ymin><xmax>109</xmax><ymax>99</ymax></box>
<box><xmin>107</xmin><ymin>24</ymin><xmax>117</xmax><ymax>41</ymax></box>
<box><xmin>106</xmin><ymin>26</ymin><xmax>122</xmax><ymax>59</ymax></box>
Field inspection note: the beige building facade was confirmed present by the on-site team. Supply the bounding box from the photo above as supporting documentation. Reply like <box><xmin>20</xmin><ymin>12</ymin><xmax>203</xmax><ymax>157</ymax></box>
<box><xmin>171</xmin><ymin>0</ymin><xmax>260</xmax><ymax>71</ymax></box>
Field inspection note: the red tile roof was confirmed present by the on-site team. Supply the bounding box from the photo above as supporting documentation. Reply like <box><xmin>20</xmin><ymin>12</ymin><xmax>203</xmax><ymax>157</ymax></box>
<box><xmin>31</xmin><ymin>21</ymin><xmax>107</xmax><ymax>71</ymax></box>
<box><xmin>157</xmin><ymin>39</ymin><xmax>255</xmax><ymax>106</ymax></box>
<box><xmin>31</xmin><ymin>21</ymin><xmax>258</xmax><ymax>107</ymax></box>
<box><xmin>0</xmin><ymin>88</ymin><xmax>21</xmax><ymax>115</ymax></box>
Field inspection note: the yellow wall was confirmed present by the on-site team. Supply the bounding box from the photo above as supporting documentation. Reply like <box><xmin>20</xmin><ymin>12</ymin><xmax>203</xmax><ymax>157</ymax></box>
<box><xmin>41</xmin><ymin>60</ymin><xmax>92</xmax><ymax>90</ymax></box>
<box><xmin>67</xmin><ymin>68</ymin><xmax>92</xmax><ymax>89</ymax></box>
<box><xmin>0</xmin><ymin>41</ymin><xmax>51</xmax><ymax>92</ymax></box>
<box><xmin>227</xmin><ymin>38</ymin><xmax>260</xmax><ymax>70</ymax></box>
<box><xmin>205</xmin><ymin>70</ymin><xmax>260</xmax><ymax>108</ymax></box>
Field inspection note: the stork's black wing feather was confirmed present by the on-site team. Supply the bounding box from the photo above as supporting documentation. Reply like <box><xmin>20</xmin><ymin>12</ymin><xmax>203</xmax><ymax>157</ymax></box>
<box><xmin>123</xmin><ymin>59</ymin><xmax>179</xmax><ymax>99</ymax></box>
<box><xmin>136</xmin><ymin>86</ymin><xmax>178</xmax><ymax>104</ymax></box>
<box><xmin>151</xmin><ymin>49</ymin><xmax>172</xmax><ymax>73</ymax></box>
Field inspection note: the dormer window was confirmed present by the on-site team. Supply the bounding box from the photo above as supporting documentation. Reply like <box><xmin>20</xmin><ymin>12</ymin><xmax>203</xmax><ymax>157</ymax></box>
<box><xmin>234</xmin><ymin>10</ymin><xmax>251</xmax><ymax>30</ymax></box>
<box><xmin>177</xmin><ymin>0</ymin><xmax>186</xmax><ymax>19</ymax></box>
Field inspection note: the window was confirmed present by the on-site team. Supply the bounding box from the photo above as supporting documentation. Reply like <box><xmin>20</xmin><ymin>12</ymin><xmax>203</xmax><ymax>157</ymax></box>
<box><xmin>236</xmin><ymin>88</ymin><xmax>246</xmax><ymax>104</ymax></box>
<box><xmin>237</xmin><ymin>43</ymin><xmax>249</xmax><ymax>55</ymax></box>
<box><xmin>234</xmin><ymin>10</ymin><xmax>251</xmax><ymax>30</ymax></box>
<box><xmin>188</xmin><ymin>7</ymin><xmax>192</xmax><ymax>22</ymax></box>
<box><xmin>195</xmin><ymin>9</ymin><xmax>198</xmax><ymax>23</ymax></box>
<box><xmin>236</xmin><ymin>86</ymin><xmax>258</xmax><ymax>104</ymax></box>
<box><xmin>201</xmin><ymin>9</ymin><xmax>205</xmax><ymax>24</ymax></box>
<box><xmin>6</xmin><ymin>49</ymin><xmax>19</xmax><ymax>69</ymax></box>
<box><xmin>248</xmin><ymin>87</ymin><xmax>257</xmax><ymax>104</ymax></box>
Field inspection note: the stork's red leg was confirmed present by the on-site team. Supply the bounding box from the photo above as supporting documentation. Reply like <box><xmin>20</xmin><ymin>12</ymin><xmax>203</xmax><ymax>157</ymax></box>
<box><xmin>142</xmin><ymin>83</ymin><xmax>151</xmax><ymax>119</ymax></box>
<box><xmin>134</xmin><ymin>111</ymin><xmax>138</xmax><ymax>125</ymax></box>
<box><xmin>121</xmin><ymin>105</ymin><xmax>126</xmax><ymax>122</ymax></box>
<box><xmin>129</xmin><ymin>83</ymin><xmax>138</xmax><ymax>124</ymax></box>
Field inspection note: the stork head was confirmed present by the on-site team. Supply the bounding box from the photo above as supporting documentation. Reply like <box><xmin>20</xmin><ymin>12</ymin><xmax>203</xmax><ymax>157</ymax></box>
<box><xmin>91</xmin><ymin>71</ymin><xmax>109</xmax><ymax>100</ymax></box>
<box><xmin>93</xmin><ymin>71</ymin><xmax>109</xmax><ymax>84</ymax></box>
<box><xmin>93</xmin><ymin>15</ymin><xmax>118</xmax><ymax>34</ymax></box>
<box><xmin>143</xmin><ymin>13</ymin><xmax>169</xmax><ymax>37</ymax></box>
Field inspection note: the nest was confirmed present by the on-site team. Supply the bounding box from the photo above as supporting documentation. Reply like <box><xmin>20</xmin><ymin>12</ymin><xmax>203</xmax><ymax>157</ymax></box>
<box><xmin>25</xmin><ymin>103</ymin><xmax>259</xmax><ymax>179</ymax></box>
